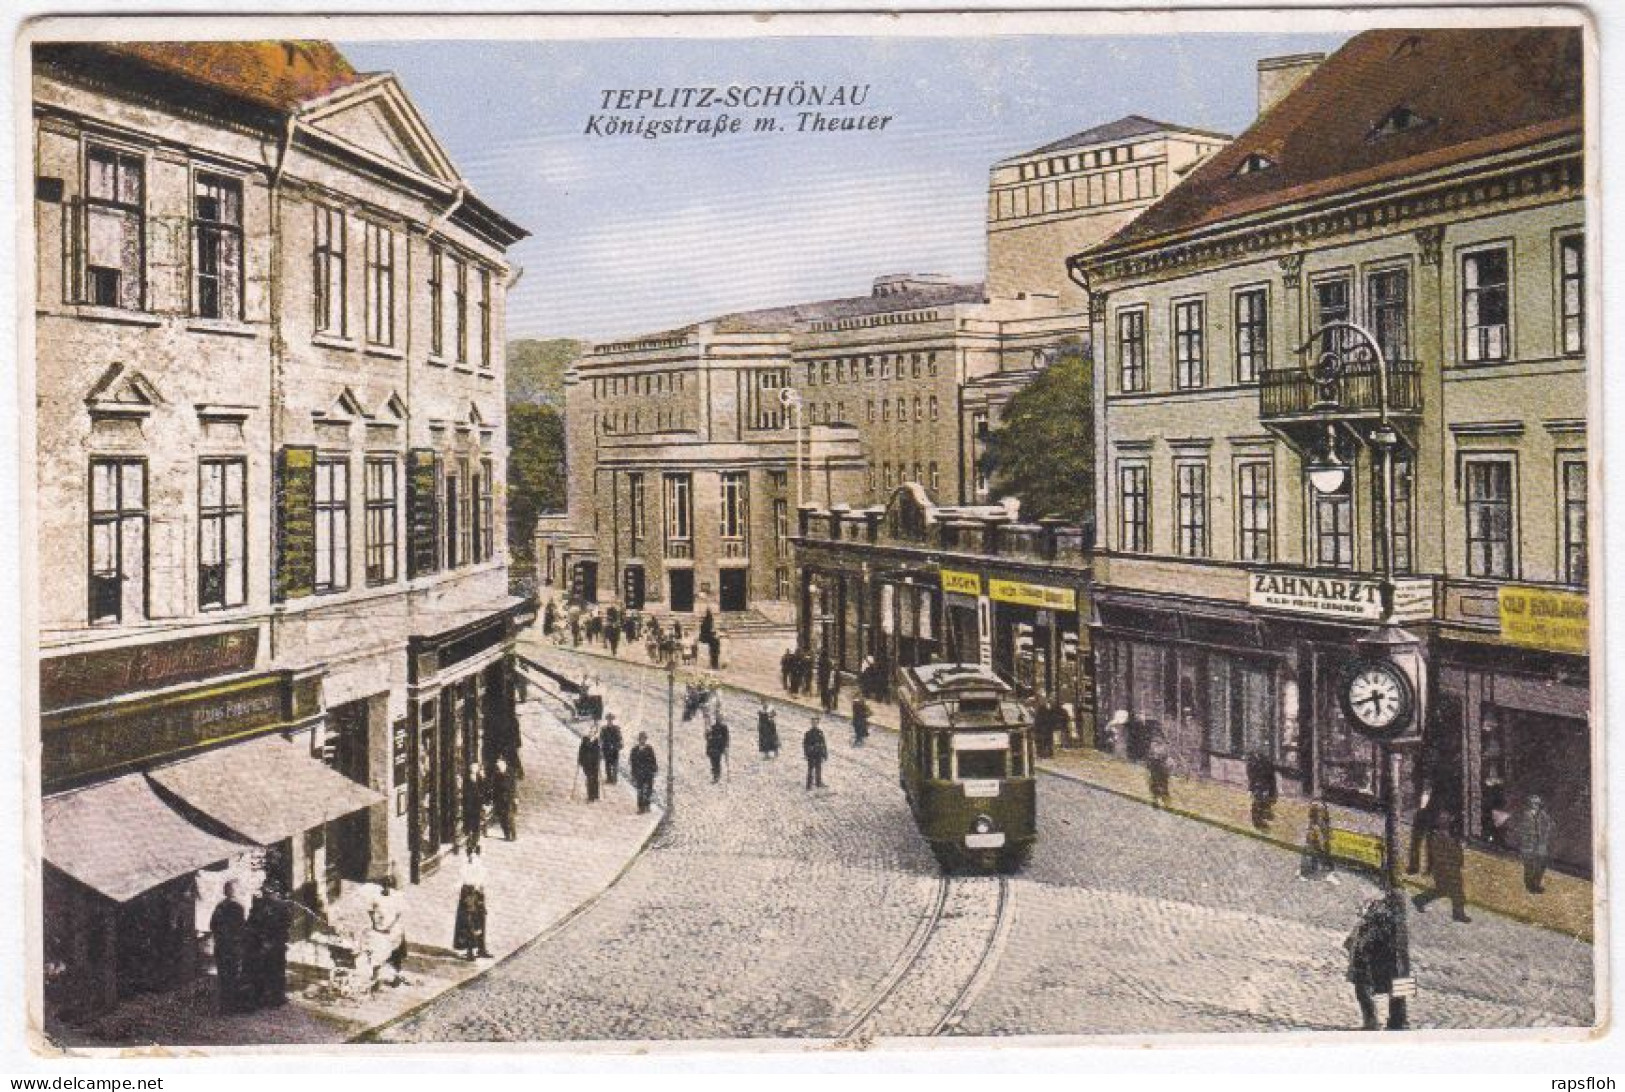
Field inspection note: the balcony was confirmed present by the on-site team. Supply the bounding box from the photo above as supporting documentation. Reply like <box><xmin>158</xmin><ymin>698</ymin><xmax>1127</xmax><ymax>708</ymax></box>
<box><xmin>1259</xmin><ymin>358</ymin><xmax>1423</xmax><ymax>423</ymax></box>
<box><xmin>666</xmin><ymin>539</ymin><xmax>693</xmax><ymax>560</ymax></box>
<box><xmin>720</xmin><ymin>537</ymin><xmax>748</xmax><ymax>559</ymax></box>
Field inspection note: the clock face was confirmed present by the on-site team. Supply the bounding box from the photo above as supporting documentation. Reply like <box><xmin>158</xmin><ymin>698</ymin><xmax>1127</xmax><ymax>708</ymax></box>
<box><xmin>1340</xmin><ymin>659</ymin><xmax>1414</xmax><ymax>737</ymax></box>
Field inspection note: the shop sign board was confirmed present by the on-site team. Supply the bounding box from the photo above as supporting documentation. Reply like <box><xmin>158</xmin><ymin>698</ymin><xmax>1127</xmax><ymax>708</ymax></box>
<box><xmin>1498</xmin><ymin>586</ymin><xmax>1588</xmax><ymax>654</ymax></box>
<box><xmin>1247</xmin><ymin>572</ymin><xmax>1432</xmax><ymax>623</ymax></box>
<box><xmin>941</xmin><ymin>569</ymin><xmax>982</xmax><ymax>596</ymax></box>
<box><xmin>40</xmin><ymin>627</ymin><xmax>259</xmax><ymax>712</ymax></box>
<box><xmin>989</xmin><ymin>578</ymin><xmax>1075</xmax><ymax>611</ymax></box>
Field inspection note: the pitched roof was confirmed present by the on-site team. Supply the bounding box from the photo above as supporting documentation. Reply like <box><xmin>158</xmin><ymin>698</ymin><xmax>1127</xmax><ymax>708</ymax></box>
<box><xmin>1084</xmin><ymin>27</ymin><xmax>1583</xmax><ymax>257</ymax></box>
<box><xmin>88</xmin><ymin>41</ymin><xmax>365</xmax><ymax>114</ymax></box>
<box><xmin>1005</xmin><ymin>115</ymin><xmax>1231</xmax><ymax>163</ymax></box>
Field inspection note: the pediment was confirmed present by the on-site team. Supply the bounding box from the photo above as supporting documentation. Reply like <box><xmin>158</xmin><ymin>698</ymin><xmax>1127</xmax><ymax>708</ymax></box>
<box><xmin>379</xmin><ymin>391</ymin><xmax>408</xmax><ymax>421</ymax></box>
<box><xmin>85</xmin><ymin>363</ymin><xmax>162</xmax><ymax>418</ymax></box>
<box><xmin>303</xmin><ymin>77</ymin><xmax>460</xmax><ymax>185</ymax></box>
<box><xmin>314</xmin><ymin>387</ymin><xmax>368</xmax><ymax>423</ymax></box>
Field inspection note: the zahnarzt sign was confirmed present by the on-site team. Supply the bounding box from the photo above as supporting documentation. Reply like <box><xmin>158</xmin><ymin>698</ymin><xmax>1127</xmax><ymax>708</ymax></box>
<box><xmin>1248</xmin><ymin>572</ymin><xmax>1432</xmax><ymax>623</ymax></box>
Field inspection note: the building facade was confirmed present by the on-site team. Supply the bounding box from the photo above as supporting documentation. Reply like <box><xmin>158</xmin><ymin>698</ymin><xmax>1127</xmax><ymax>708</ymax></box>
<box><xmin>33</xmin><ymin>41</ymin><xmax>529</xmax><ymax>1023</ymax></box>
<box><xmin>1073</xmin><ymin>29</ymin><xmax>1589</xmax><ymax>871</ymax></box>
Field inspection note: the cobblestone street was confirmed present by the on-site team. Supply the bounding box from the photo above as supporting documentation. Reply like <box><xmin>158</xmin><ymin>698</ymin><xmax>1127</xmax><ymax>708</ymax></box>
<box><xmin>375</xmin><ymin>642</ymin><xmax>1594</xmax><ymax>1044</ymax></box>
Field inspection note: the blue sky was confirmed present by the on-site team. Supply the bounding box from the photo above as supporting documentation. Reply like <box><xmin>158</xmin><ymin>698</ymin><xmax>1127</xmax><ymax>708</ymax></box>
<box><xmin>341</xmin><ymin>33</ymin><xmax>1347</xmax><ymax>342</ymax></box>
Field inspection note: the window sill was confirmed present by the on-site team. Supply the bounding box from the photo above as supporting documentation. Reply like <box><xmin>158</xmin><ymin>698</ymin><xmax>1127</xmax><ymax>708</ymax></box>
<box><xmin>186</xmin><ymin>319</ymin><xmax>257</xmax><ymax>339</ymax></box>
<box><xmin>67</xmin><ymin>305</ymin><xmax>161</xmax><ymax>328</ymax></box>
<box><xmin>427</xmin><ymin>356</ymin><xmax>451</xmax><ymax>368</ymax></box>
<box><xmin>365</xmin><ymin>343</ymin><xmax>405</xmax><ymax>360</ymax></box>
<box><xmin>452</xmin><ymin>363</ymin><xmax>475</xmax><ymax>376</ymax></box>
<box><xmin>312</xmin><ymin>332</ymin><xmax>358</xmax><ymax>352</ymax></box>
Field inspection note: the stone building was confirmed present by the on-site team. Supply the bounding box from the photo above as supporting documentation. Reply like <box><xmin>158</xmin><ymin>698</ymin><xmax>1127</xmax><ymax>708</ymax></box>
<box><xmin>1072</xmin><ymin>28</ymin><xmax>1589</xmax><ymax>871</ymax></box>
<box><xmin>32</xmin><ymin>41</ymin><xmax>528</xmax><ymax>1023</ymax></box>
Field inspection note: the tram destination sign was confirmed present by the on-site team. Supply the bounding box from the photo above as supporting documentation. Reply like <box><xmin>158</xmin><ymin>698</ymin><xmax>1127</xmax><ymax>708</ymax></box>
<box><xmin>1248</xmin><ymin>572</ymin><xmax>1432</xmax><ymax>623</ymax></box>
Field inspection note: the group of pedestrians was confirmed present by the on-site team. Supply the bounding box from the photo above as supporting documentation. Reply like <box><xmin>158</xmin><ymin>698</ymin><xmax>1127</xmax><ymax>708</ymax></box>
<box><xmin>209</xmin><ymin>878</ymin><xmax>295</xmax><ymax>1014</ymax></box>
<box><xmin>544</xmin><ymin>599</ymin><xmax>644</xmax><ymax>659</ymax></box>
<box><xmin>460</xmin><ymin>756</ymin><xmax>521</xmax><ymax>846</ymax></box>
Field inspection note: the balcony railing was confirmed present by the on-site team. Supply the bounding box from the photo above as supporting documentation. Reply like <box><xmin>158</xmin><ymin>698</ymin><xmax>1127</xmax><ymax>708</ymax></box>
<box><xmin>666</xmin><ymin>538</ymin><xmax>693</xmax><ymax>560</ymax></box>
<box><xmin>1259</xmin><ymin>358</ymin><xmax>1422</xmax><ymax>419</ymax></box>
<box><xmin>720</xmin><ymin>537</ymin><xmax>748</xmax><ymax>559</ymax></box>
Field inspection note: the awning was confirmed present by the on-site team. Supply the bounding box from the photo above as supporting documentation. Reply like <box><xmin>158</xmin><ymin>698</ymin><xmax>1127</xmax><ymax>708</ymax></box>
<box><xmin>148</xmin><ymin>732</ymin><xmax>385</xmax><ymax>846</ymax></box>
<box><xmin>43</xmin><ymin>774</ymin><xmax>250</xmax><ymax>902</ymax></box>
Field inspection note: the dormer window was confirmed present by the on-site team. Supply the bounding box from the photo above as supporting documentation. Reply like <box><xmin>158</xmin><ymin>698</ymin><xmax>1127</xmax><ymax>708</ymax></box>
<box><xmin>1233</xmin><ymin>152</ymin><xmax>1275</xmax><ymax>176</ymax></box>
<box><xmin>1368</xmin><ymin>106</ymin><xmax>1435</xmax><ymax>140</ymax></box>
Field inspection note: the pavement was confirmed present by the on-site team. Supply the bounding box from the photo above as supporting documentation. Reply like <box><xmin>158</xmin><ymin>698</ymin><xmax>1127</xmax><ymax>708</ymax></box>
<box><xmin>378</xmin><ymin>640</ymin><xmax>1594</xmax><ymax>1041</ymax></box>
<box><xmin>546</xmin><ymin>620</ymin><xmax>1595</xmax><ymax>944</ymax></box>
<box><xmin>49</xmin><ymin>693</ymin><xmax>660</xmax><ymax>1050</ymax></box>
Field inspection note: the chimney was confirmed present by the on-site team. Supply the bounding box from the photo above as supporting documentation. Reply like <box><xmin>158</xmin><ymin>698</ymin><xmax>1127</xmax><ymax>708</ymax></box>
<box><xmin>1256</xmin><ymin>53</ymin><xmax>1324</xmax><ymax>117</ymax></box>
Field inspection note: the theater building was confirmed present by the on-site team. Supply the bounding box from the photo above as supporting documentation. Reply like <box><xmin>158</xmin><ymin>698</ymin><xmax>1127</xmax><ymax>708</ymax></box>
<box><xmin>32</xmin><ymin>41</ymin><xmax>529</xmax><ymax>1023</ymax></box>
<box><xmin>1072</xmin><ymin>28</ymin><xmax>1590</xmax><ymax>871</ymax></box>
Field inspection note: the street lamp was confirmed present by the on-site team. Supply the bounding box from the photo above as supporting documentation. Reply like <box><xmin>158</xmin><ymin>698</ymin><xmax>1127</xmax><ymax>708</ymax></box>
<box><xmin>664</xmin><ymin>656</ymin><xmax>677</xmax><ymax>827</ymax></box>
<box><xmin>1298</xmin><ymin>319</ymin><xmax>1419</xmax><ymax>1029</ymax></box>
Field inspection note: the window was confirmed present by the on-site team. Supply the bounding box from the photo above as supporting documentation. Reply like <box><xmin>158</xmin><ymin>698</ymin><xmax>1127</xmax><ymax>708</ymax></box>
<box><xmin>314</xmin><ymin>457</ymin><xmax>350</xmax><ymax>593</ymax></box>
<box><xmin>821</xmin><ymin>361</ymin><xmax>831</xmax><ymax>385</ymax></box>
<box><xmin>1117</xmin><ymin>309</ymin><xmax>1146</xmax><ymax>392</ymax></box>
<box><xmin>928</xmin><ymin>353</ymin><xmax>939</xmax><ymax>377</ymax></box>
<box><xmin>363</xmin><ymin>222</ymin><xmax>395</xmax><ymax>346</ymax></box>
<box><xmin>867</xmin><ymin>400</ymin><xmax>876</xmax><ymax>423</ymax></box>
<box><xmin>477</xmin><ymin>268</ymin><xmax>492</xmax><ymax>368</ymax></box>
<box><xmin>192</xmin><ymin>173</ymin><xmax>242</xmax><ymax>320</ymax></box>
<box><xmin>913</xmin><ymin>396</ymin><xmax>922</xmax><ymax>422</ymax></box>
<box><xmin>896</xmin><ymin>397</ymin><xmax>906</xmax><ymax>422</ymax></box>
<box><xmin>1560</xmin><ymin>234</ymin><xmax>1584</xmax><ymax>355</ymax></box>
<box><xmin>929</xmin><ymin>462</ymin><xmax>941</xmax><ymax>493</ymax></box>
<box><xmin>89</xmin><ymin>458</ymin><xmax>146</xmax><ymax>622</ymax></box>
<box><xmin>774</xmin><ymin>498</ymin><xmax>789</xmax><ymax>559</ymax></box>
<box><xmin>1465</xmin><ymin>459</ymin><xmax>1514</xmax><ymax>578</ymax></box>
<box><xmin>1562</xmin><ymin>457</ymin><xmax>1587</xmax><ymax>586</ymax></box>
<box><xmin>1175</xmin><ymin>461</ymin><xmax>1209</xmax><ymax>557</ymax></box>
<box><xmin>1118</xmin><ymin>463</ymin><xmax>1149</xmax><ymax>553</ymax></box>
<box><xmin>1374</xmin><ymin>455</ymin><xmax>1414</xmax><ymax>575</ymax></box>
<box><xmin>452</xmin><ymin>254</ymin><xmax>469</xmax><ymax>362</ymax></box>
<box><xmin>881</xmin><ymin>399</ymin><xmax>891</xmax><ymax>423</ymax></box>
<box><xmin>664</xmin><ymin>473</ymin><xmax>692</xmax><ymax>553</ymax></box>
<box><xmin>1173</xmin><ymin>300</ymin><xmax>1205</xmax><ymax>389</ymax></box>
<box><xmin>313</xmin><ymin>205</ymin><xmax>346</xmax><ymax>336</ymax></box>
<box><xmin>867</xmin><ymin>466</ymin><xmax>877</xmax><ymax>494</ymax></box>
<box><xmin>479</xmin><ymin>458</ymin><xmax>495</xmax><ymax>561</ymax></box>
<box><xmin>84</xmin><ymin>146</ymin><xmax>145</xmax><ymax>309</ymax></box>
<box><xmin>1233</xmin><ymin>289</ymin><xmax>1268</xmax><ymax>383</ymax></box>
<box><xmin>1204</xmin><ymin>657</ymin><xmax>1277</xmax><ymax>758</ymax></box>
<box><xmin>911</xmin><ymin>354</ymin><xmax>922</xmax><ymax>379</ymax></box>
<box><xmin>428</xmin><ymin>246</ymin><xmax>444</xmax><ymax>355</ymax></box>
<box><xmin>1237</xmin><ymin>460</ymin><xmax>1272</xmax><ymax>562</ymax></box>
<box><xmin>456</xmin><ymin>459</ymin><xmax>473</xmax><ymax>566</ymax></box>
<box><xmin>1463</xmin><ymin>248</ymin><xmax>1510</xmax><ymax>362</ymax></box>
<box><xmin>880</xmin><ymin>356</ymin><xmax>891</xmax><ymax>380</ymax></box>
<box><xmin>365</xmin><ymin>456</ymin><xmax>397</xmax><ymax>585</ymax></box>
<box><xmin>882</xmin><ymin>462</ymin><xmax>892</xmax><ymax>489</ymax></box>
<box><xmin>199</xmin><ymin>458</ymin><xmax>246</xmax><ymax>609</ymax></box>
<box><xmin>629</xmin><ymin>473</ymin><xmax>646</xmax><ymax>553</ymax></box>
<box><xmin>720</xmin><ymin>472</ymin><xmax>748</xmax><ymax>541</ymax></box>
<box><xmin>929</xmin><ymin>395</ymin><xmax>939</xmax><ymax>421</ymax></box>
<box><xmin>1366</xmin><ymin>268</ymin><xmax>1409</xmax><ymax>363</ymax></box>
<box><xmin>913</xmin><ymin>461</ymin><xmax>923</xmax><ymax>484</ymax></box>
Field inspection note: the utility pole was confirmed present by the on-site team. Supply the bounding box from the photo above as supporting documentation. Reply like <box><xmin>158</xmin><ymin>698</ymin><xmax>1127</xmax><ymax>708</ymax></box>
<box><xmin>664</xmin><ymin>657</ymin><xmax>676</xmax><ymax>825</ymax></box>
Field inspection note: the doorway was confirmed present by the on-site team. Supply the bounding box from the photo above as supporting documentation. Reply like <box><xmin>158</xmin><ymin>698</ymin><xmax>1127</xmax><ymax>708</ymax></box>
<box><xmin>669</xmin><ymin>569</ymin><xmax>695</xmax><ymax>613</ymax></box>
<box><xmin>324</xmin><ymin>699</ymin><xmax>373</xmax><ymax>884</ymax></box>
<box><xmin>622</xmin><ymin>565</ymin><xmax>646</xmax><ymax>611</ymax></box>
<box><xmin>719</xmin><ymin>567</ymin><xmax>748</xmax><ymax>612</ymax></box>
<box><xmin>573</xmin><ymin>561</ymin><xmax>599</xmax><ymax>604</ymax></box>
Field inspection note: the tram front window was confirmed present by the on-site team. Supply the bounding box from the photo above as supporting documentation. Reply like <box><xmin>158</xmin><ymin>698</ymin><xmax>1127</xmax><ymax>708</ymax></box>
<box><xmin>957</xmin><ymin>748</ymin><xmax>1007</xmax><ymax>780</ymax></box>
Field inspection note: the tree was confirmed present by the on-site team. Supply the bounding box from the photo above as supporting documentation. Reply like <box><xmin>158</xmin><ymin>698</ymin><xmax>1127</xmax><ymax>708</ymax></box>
<box><xmin>507</xmin><ymin>338</ymin><xmax>581</xmax><ymax>407</ymax></box>
<box><xmin>507</xmin><ymin>400</ymin><xmax>566</xmax><ymax>571</ymax></box>
<box><xmin>980</xmin><ymin>345</ymin><xmax>1094</xmax><ymax>528</ymax></box>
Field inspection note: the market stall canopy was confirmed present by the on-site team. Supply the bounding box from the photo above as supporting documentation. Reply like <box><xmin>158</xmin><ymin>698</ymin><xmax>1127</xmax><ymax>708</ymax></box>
<box><xmin>148</xmin><ymin>732</ymin><xmax>384</xmax><ymax>845</ymax></box>
<box><xmin>43</xmin><ymin>773</ymin><xmax>249</xmax><ymax>902</ymax></box>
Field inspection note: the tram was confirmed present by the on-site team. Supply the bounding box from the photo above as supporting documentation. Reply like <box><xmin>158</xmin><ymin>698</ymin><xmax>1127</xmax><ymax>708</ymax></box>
<box><xmin>896</xmin><ymin>662</ymin><xmax>1037</xmax><ymax>873</ymax></box>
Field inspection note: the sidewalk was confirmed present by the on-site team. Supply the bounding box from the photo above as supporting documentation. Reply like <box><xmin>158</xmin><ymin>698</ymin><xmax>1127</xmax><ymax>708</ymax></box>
<box><xmin>50</xmin><ymin>696</ymin><xmax>660</xmax><ymax>1050</ymax></box>
<box><xmin>545</xmin><ymin>625</ymin><xmax>1594</xmax><ymax>944</ymax></box>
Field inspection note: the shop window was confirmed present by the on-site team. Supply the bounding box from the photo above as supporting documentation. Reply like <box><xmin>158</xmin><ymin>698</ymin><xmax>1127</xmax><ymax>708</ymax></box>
<box><xmin>1204</xmin><ymin>657</ymin><xmax>1277</xmax><ymax>758</ymax></box>
<box><xmin>1462</xmin><ymin>247</ymin><xmax>1510</xmax><ymax>363</ymax></box>
<box><xmin>84</xmin><ymin>145</ymin><xmax>145</xmax><ymax>310</ymax></box>
<box><xmin>199</xmin><ymin>458</ymin><xmax>246</xmax><ymax>609</ymax></box>
<box><xmin>1464</xmin><ymin>458</ymin><xmax>1514</xmax><ymax>578</ymax></box>
<box><xmin>89</xmin><ymin>457</ymin><xmax>147</xmax><ymax>623</ymax></box>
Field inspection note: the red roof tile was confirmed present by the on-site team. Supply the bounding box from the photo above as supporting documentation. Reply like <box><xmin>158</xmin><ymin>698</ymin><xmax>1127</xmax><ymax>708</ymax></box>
<box><xmin>95</xmin><ymin>40</ymin><xmax>364</xmax><ymax>113</ymax></box>
<box><xmin>1085</xmin><ymin>27</ymin><xmax>1583</xmax><ymax>257</ymax></box>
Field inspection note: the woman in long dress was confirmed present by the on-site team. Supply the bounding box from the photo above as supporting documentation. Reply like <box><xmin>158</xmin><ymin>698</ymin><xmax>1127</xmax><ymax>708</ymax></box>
<box><xmin>367</xmin><ymin>876</ymin><xmax>407</xmax><ymax>988</ymax></box>
<box><xmin>453</xmin><ymin>847</ymin><xmax>491</xmax><ymax>960</ymax></box>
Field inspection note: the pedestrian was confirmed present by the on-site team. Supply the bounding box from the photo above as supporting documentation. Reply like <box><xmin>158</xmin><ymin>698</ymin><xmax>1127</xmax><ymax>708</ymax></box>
<box><xmin>758</xmin><ymin>702</ymin><xmax>780</xmax><ymax>757</ymax></box>
<box><xmin>816</xmin><ymin>650</ymin><xmax>833</xmax><ymax>709</ymax></box>
<box><xmin>1512</xmin><ymin>794</ymin><xmax>1556</xmax><ymax>894</ymax></box>
<box><xmin>542</xmin><ymin>599</ymin><xmax>558</xmax><ymax>637</ymax></box>
<box><xmin>367</xmin><ymin>874</ymin><xmax>407</xmax><ymax>988</ymax></box>
<box><xmin>452</xmin><ymin>846</ymin><xmax>491</xmax><ymax>961</ymax></box>
<box><xmin>463</xmin><ymin>762</ymin><xmax>489</xmax><ymax>850</ymax></box>
<box><xmin>245</xmin><ymin>877</ymin><xmax>292</xmax><ymax>1009</ymax></box>
<box><xmin>1146</xmin><ymin>733</ymin><xmax>1172</xmax><ymax>809</ymax></box>
<box><xmin>600</xmin><ymin>713</ymin><xmax>624</xmax><ymax>786</ymax></box>
<box><xmin>209</xmin><ymin>881</ymin><xmax>249</xmax><ymax>1013</ymax></box>
<box><xmin>492</xmin><ymin>756</ymin><xmax>518</xmax><ymax>840</ymax></box>
<box><xmin>851</xmin><ymin>695</ymin><xmax>870</xmax><ymax>747</ymax></box>
<box><xmin>781</xmin><ymin>649</ymin><xmax>796</xmax><ymax>693</ymax></box>
<box><xmin>569</xmin><ymin>612</ymin><xmax>581</xmax><ymax>647</ymax></box>
<box><xmin>826</xmin><ymin>666</ymin><xmax>844</xmax><ymax>714</ymax></box>
<box><xmin>699</xmin><ymin>608</ymin><xmax>716</xmax><ymax>650</ymax></box>
<box><xmin>1101</xmin><ymin>709</ymin><xmax>1128</xmax><ymax>754</ymax></box>
<box><xmin>803</xmin><ymin>716</ymin><xmax>829</xmax><ymax>790</ymax></box>
<box><xmin>705</xmin><ymin>713</ymin><xmax>730</xmax><ymax>783</ymax></box>
<box><xmin>1344</xmin><ymin>894</ymin><xmax>1407</xmax><ymax>1030</ymax></box>
<box><xmin>1246</xmin><ymin>750</ymin><xmax>1277</xmax><ymax>831</ymax></box>
<box><xmin>1405</xmin><ymin>786</ymin><xmax>1438</xmax><ymax>875</ymax></box>
<box><xmin>708</xmin><ymin>632</ymin><xmax>722</xmax><ymax>670</ymax></box>
<box><xmin>578</xmin><ymin>728</ymin><xmax>603</xmax><ymax>802</ymax></box>
<box><xmin>630</xmin><ymin>731</ymin><xmax>659</xmax><ymax>814</ymax></box>
<box><xmin>607</xmin><ymin>623</ymin><xmax>621</xmax><ymax>657</ymax></box>
<box><xmin>1412</xmin><ymin>811</ymin><xmax>1471</xmax><ymax>922</ymax></box>
<box><xmin>1300</xmin><ymin>796</ymin><xmax>1339</xmax><ymax>882</ymax></box>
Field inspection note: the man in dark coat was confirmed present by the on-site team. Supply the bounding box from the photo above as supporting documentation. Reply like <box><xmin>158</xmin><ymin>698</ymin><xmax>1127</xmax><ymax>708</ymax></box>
<box><xmin>209</xmin><ymin>882</ymin><xmax>249</xmax><ymax>1013</ymax></box>
<box><xmin>629</xmin><ymin>731</ymin><xmax>659</xmax><ymax>814</ymax></box>
<box><xmin>757</xmin><ymin>702</ymin><xmax>780</xmax><ymax>758</ymax></box>
<box><xmin>705</xmin><ymin>714</ymin><xmax>730</xmax><ymax>783</ymax></box>
<box><xmin>463</xmin><ymin>763</ymin><xmax>489</xmax><ymax>850</ymax></box>
<box><xmin>1412</xmin><ymin>811</ymin><xmax>1470</xmax><ymax>922</ymax></box>
<box><xmin>781</xmin><ymin>649</ymin><xmax>796</xmax><ymax>693</ymax></box>
<box><xmin>826</xmin><ymin>666</ymin><xmax>844</xmax><ymax>714</ymax></box>
<box><xmin>1513</xmin><ymin>795</ymin><xmax>1556</xmax><ymax>893</ymax></box>
<box><xmin>850</xmin><ymin>696</ymin><xmax>871</xmax><ymax>747</ymax></box>
<box><xmin>607</xmin><ymin>622</ymin><xmax>621</xmax><ymax>657</ymax></box>
<box><xmin>245</xmin><ymin>878</ymin><xmax>292</xmax><ymax>1009</ymax></box>
<box><xmin>599</xmin><ymin>714</ymin><xmax>624</xmax><ymax>786</ymax></box>
<box><xmin>708</xmin><ymin>632</ymin><xmax>722</xmax><ymax>670</ymax></box>
<box><xmin>816</xmin><ymin>651</ymin><xmax>833</xmax><ymax>709</ymax></box>
<box><xmin>1345</xmin><ymin>894</ymin><xmax>1406</xmax><ymax>1030</ymax></box>
<box><xmin>578</xmin><ymin>729</ymin><xmax>603</xmax><ymax>802</ymax></box>
<box><xmin>1034</xmin><ymin>700</ymin><xmax>1060</xmax><ymax>759</ymax></box>
<box><xmin>1246</xmin><ymin>750</ymin><xmax>1277</xmax><ymax>831</ymax></box>
<box><xmin>492</xmin><ymin>756</ymin><xmax>518</xmax><ymax>839</ymax></box>
<box><xmin>804</xmin><ymin>717</ymin><xmax>829</xmax><ymax>790</ymax></box>
<box><xmin>699</xmin><ymin>608</ymin><xmax>716</xmax><ymax>649</ymax></box>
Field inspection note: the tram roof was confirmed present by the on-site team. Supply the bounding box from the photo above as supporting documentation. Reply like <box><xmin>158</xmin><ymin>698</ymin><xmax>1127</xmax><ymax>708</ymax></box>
<box><xmin>903</xmin><ymin>662</ymin><xmax>1013</xmax><ymax>697</ymax></box>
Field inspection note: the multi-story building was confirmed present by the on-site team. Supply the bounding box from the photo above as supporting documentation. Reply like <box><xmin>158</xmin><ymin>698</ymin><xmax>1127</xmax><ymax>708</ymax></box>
<box><xmin>32</xmin><ymin>41</ymin><xmax>528</xmax><ymax>1022</ymax></box>
<box><xmin>1072</xmin><ymin>28</ymin><xmax>1589</xmax><ymax>871</ymax></box>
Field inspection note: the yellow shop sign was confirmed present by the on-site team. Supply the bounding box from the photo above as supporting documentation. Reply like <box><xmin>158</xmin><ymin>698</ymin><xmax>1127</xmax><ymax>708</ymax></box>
<box><xmin>941</xmin><ymin>569</ymin><xmax>983</xmax><ymax>596</ymax></box>
<box><xmin>989</xmin><ymin>578</ymin><xmax>1076</xmax><ymax>611</ymax></box>
<box><xmin>1498</xmin><ymin>586</ymin><xmax>1589</xmax><ymax>654</ymax></box>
